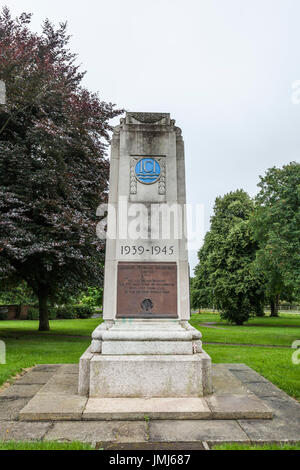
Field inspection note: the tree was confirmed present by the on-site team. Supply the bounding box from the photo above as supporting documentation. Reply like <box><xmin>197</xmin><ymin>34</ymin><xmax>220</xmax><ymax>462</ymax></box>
<box><xmin>252</xmin><ymin>162</ymin><xmax>300</xmax><ymax>316</ymax></box>
<box><xmin>0</xmin><ymin>8</ymin><xmax>122</xmax><ymax>330</ymax></box>
<box><xmin>193</xmin><ymin>190</ymin><xmax>265</xmax><ymax>325</ymax></box>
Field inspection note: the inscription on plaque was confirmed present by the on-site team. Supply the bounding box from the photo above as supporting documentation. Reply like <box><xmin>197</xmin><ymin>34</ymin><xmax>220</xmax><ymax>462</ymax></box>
<box><xmin>116</xmin><ymin>262</ymin><xmax>177</xmax><ymax>318</ymax></box>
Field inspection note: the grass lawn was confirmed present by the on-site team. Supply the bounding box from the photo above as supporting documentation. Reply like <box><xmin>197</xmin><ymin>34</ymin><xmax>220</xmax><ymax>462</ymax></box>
<box><xmin>0</xmin><ymin>319</ymin><xmax>102</xmax><ymax>386</ymax></box>
<box><xmin>0</xmin><ymin>441</ymin><xmax>95</xmax><ymax>450</ymax></box>
<box><xmin>213</xmin><ymin>443</ymin><xmax>300</xmax><ymax>450</ymax></box>
<box><xmin>191</xmin><ymin>312</ymin><xmax>300</xmax><ymax>346</ymax></box>
<box><xmin>0</xmin><ymin>313</ymin><xmax>299</xmax><ymax>402</ymax></box>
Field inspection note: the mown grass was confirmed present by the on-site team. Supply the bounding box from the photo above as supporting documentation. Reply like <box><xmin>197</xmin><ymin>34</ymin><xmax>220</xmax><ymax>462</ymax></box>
<box><xmin>213</xmin><ymin>442</ymin><xmax>300</xmax><ymax>450</ymax></box>
<box><xmin>191</xmin><ymin>313</ymin><xmax>300</xmax><ymax>346</ymax></box>
<box><xmin>0</xmin><ymin>441</ymin><xmax>95</xmax><ymax>450</ymax></box>
<box><xmin>0</xmin><ymin>315</ymin><xmax>299</xmax><ymax>402</ymax></box>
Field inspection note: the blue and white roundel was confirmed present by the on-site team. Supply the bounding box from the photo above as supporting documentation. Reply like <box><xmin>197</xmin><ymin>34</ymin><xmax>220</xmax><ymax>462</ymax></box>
<box><xmin>135</xmin><ymin>158</ymin><xmax>161</xmax><ymax>184</ymax></box>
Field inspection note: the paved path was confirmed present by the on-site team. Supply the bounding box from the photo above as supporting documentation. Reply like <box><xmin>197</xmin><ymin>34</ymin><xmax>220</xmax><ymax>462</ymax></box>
<box><xmin>1</xmin><ymin>363</ymin><xmax>300</xmax><ymax>448</ymax></box>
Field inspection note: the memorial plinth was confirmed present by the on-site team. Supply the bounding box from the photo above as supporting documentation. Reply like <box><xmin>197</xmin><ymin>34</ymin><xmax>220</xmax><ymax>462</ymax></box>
<box><xmin>79</xmin><ymin>112</ymin><xmax>213</xmax><ymax>398</ymax></box>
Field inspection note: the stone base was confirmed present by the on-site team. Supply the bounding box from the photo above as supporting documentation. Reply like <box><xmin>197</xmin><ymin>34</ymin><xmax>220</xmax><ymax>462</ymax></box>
<box><xmin>89</xmin><ymin>352</ymin><xmax>212</xmax><ymax>398</ymax></box>
<box><xmin>79</xmin><ymin>320</ymin><xmax>212</xmax><ymax>398</ymax></box>
<box><xmin>19</xmin><ymin>364</ymin><xmax>273</xmax><ymax>422</ymax></box>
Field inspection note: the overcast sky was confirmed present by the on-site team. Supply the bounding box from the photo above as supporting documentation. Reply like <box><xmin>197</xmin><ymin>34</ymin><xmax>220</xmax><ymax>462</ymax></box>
<box><xmin>6</xmin><ymin>0</ymin><xmax>300</xmax><ymax>271</ymax></box>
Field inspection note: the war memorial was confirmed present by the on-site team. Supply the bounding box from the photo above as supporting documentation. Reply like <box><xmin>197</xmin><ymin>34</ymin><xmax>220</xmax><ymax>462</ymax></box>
<box><xmin>10</xmin><ymin>113</ymin><xmax>300</xmax><ymax>446</ymax></box>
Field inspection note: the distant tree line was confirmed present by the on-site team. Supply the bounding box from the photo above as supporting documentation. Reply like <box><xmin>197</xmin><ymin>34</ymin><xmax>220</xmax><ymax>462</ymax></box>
<box><xmin>191</xmin><ymin>162</ymin><xmax>300</xmax><ymax>324</ymax></box>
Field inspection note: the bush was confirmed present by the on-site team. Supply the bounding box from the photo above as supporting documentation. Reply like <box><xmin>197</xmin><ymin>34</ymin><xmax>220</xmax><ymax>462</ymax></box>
<box><xmin>74</xmin><ymin>305</ymin><xmax>94</xmax><ymax>319</ymax></box>
<box><xmin>27</xmin><ymin>307</ymin><xmax>57</xmax><ymax>320</ymax></box>
<box><xmin>0</xmin><ymin>307</ymin><xmax>8</xmax><ymax>320</ymax></box>
<box><xmin>55</xmin><ymin>305</ymin><xmax>77</xmax><ymax>319</ymax></box>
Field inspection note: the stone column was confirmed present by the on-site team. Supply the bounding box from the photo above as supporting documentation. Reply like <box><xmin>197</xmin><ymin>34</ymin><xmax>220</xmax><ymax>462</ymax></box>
<box><xmin>78</xmin><ymin>112</ymin><xmax>212</xmax><ymax>398</ymax></box>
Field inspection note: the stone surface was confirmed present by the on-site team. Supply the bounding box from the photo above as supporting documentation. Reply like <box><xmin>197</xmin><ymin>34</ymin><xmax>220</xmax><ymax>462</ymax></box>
<box><xmin>0</xmin><ymin>420</ymin><xmax>51</xmax><ymax>441</ymax></box>
<box><xmin>19</xmin><ymin>394</ymin><xmax>88</xmax><ymax>421</ymax></box>
<box><xmin>101</xmin><ymin>340</ymin><xmax>194</xmax><ymax>355</ymax></box>
<box><xmin>238</xmin><ymin>417</ymin><xmax>300</xmax><ymax>443</ymax></box>
<box><xmin>16</xmin><ymin>371</ymin><xmax>55</xmax><ymax>385</ymax></box>
<box><xmin>83</xmin><ymin>397</ymin><xmax>212</xmax><ymax>420</ymax></box>
<box><xmin>78</xmin><ymin>346</ymin><xmax>93</xmax><ymax>396</ymax></box>
<box><xmin>89</xmin><ymin>353</ymin><xmax>211</xmax><ymax>398</ymax></box>
<box><xmin>149</xmin><ymin>420</ymin><xmax>250</xmax><ymax>444</ymax></box>
<box><xmin>211</xmin><ymin>365</ymin><xmax>248</xmax><ymax>395</ymax></box>
<box><xmin>206</xmin><ymin>393</ymin><xmax>273</xmax><ymax>419</ymax></box>
<box><xmin>0</xmin><ymin>397</ymin><xmax>30</xmax><ymax>421</ymax></box>
<box><xmin>44</xmin><ymin>421</ymin><xmax>148</xmax><ymax>443</ymax></box>
<box><xmin>0</xmin><ymin>384</ymin><xmax>42</xmax><ymax>398</ymax></box>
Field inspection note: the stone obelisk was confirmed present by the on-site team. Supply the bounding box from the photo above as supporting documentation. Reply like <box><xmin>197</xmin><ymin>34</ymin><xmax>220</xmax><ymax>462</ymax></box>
<box><xmin>79</xmin><ymin>112</ymin><xmax>212</xmax><ymax>398</ymax></box>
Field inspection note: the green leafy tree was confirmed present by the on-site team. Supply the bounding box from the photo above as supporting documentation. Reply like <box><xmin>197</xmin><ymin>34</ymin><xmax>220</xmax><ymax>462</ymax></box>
<box><xmin>252</xmin><ymin>162</ymin><xmax>300</xmax><ymax>316</ymax></box>
<box><xmin>0</xmin><ymin>8</ymin><xmax>122</xmax><ymax>330</ymax></box>
<box><xmin>194</xmin><ymin>190</ymin><xmax>265</xmax><ymax>325</ymax></box>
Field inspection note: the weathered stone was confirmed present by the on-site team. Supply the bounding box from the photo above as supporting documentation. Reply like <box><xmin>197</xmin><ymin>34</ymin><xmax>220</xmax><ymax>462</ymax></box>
<box><xmin>0</xmin><ymin>420</ymin><xmax>51</xmax><ymax>441</ymax></box>
<box><xmin>0</xmin><ymin>384</ymin><xmax>42</xmax><ymax>398</ymax></box>
<box><xmin>19</xmin><ymin>394</ymin><xmax>87</xmax><ymax>421</ymax></box>
<box><xmin>211</xmin><ymin>366</ymin><xmax>248</xmax><ymax>395</ymax></box>
<box><xmin>55</xmin><ymin>364</ymin><xmax>79</xmax><ymax>375</ymax></box>
<box><xmin>231</xmin><ymin>369</ymin><xmax>269</xmax><ymax>384</ymax></box>
<box><xmin>0</xmin><ymin>397</ymin><xmax>30</xmax><ymax>420</ymax></box>
<box><xmin>44</xmin><ymin>421</ymin><xmax>148</xmax><ymax>443</ymax></box>
<box><xmin>89</xmin><ymin>354</ymin><xmax>211</xmax><ymax>398</ymax></box>
<box><xmin>32</xmin><ymin>364</ymin><xmax>62</xmax><ymax>372</ymax></box>
<box><xmin>83</xmin><ymin>397</ymin><xmax>212</xmax><ymax>420</ymax></box>
<box><xmin>79</xmin><ymin>112</ymin><xmax>213</xmax><ymax>397</ymax></box>
<box><xmin>16</xmin><ymin>371</ymin><xmax>54</xmax><ymax>385</ymax></box>
<box><xmin>149</xmin><ymin>420</ymin><xmax>250</xmax><ymax>444</ymax></box>
<box><xmin>205</xmin><ymin>393</ymin><xmax>273</xmax><ymax>419</ymax></box>
<box><xmin>238</xmin><ymin>417</ymin><xmax>300</xmax><ymax>443</ymax></box>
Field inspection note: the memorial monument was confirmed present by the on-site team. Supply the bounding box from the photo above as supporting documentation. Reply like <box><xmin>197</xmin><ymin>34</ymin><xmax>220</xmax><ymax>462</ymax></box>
<box><xmin>79</xmin><ymin>112</ymin><xmax>213</xmax><ymax>398</ymax></box>
<box><xmin>18</xmin><ymin>112</ymin><xmax>274</xmax><ymax>427</ymax></box>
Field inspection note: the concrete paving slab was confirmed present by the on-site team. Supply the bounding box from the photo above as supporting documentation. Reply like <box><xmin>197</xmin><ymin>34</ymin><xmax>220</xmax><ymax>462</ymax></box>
<box><xmin>16</xmin><ymin>371</ymin><xmax>55</xmax><ymax>385</ymax></box>
<box><xmin>211</xmin><ymin>367</ymin><xmax>248</xmax><ymax>395</ymax></box>
<box><xmin>83</xmin><ymin>397</ymin><xmax>212</xmax><ymax>420</ymax></box>
<box><xmin>258</xmin><ymin>395</ymin><xmax>300</xmax><ymax>423</ymax></box>
<box><xmin>37</xmin><ymin>374</ymin><xmax>78</xmax><ymax>395</ymax></box>
<box><xmin>238</xmin><ymin>418</ymin><xmax>300</xmax><ymax>443</ymax></box>
<box><xmin>55</xmin><ymin>364</ymin><xmax>79</xmax><ymax>375</ymax></box>
<box><xmin>205</xmin><ymin>393</ymin><xmax>273</xmax><ymax>419</ymax></box>
<box><xmin>19</xmin><ymin>394</ymin><xmax>87</xmax><ymax>421</ymax></box>
<box><xmin>44</xmin><ymin>421</ymin><xmax>148</xmax><ymax>443</ymax></box>
<box><xmin>149</xmin><ymin>420</ymin><xmax>250</xmax><ymax>444</ymax></box>
<box><xmin>0</xmin><ymin>420</ymin><xmax>51</xmax><ymax>441</ymax></box>
<box><xmin>0</xmin><ymin>384</ymin><xmax>43</xmax><ymax>399</ymax></box>
<box><xmin>32</xmin><ymin>365</ymin><xmax>62</xmax><ymax>373</ymax></box>
<box><xmin>245</xmin><ymin>381</ymin><xmax>294</xmax><ymax>399</ymax></box>
<box><xmin>230</xmin><ymin>369</ymin><xmax>270</xmax><ymax>384</ymax></box>
<box><xmin>0</xmin><ymin>397</ymin><xmax>30</xmax><ymax>421</ymax></box>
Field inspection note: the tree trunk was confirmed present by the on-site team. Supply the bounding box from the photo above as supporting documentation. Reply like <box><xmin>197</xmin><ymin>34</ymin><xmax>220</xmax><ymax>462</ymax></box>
<box><xmin>270</xmin><ymin>295</ymin><xmax>279</xmax><ymax>317</ymax></box>
<box><xmin>38</xmin><ymin>287</ymin><xmax>50</xmax><ymax>331</ymax></box>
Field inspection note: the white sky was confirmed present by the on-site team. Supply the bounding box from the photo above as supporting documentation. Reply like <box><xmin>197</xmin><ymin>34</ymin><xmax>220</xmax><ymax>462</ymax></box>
<box><xmin>6</xmin><ymin>0</ymin><xmax>300</xmax><ymax>271</ymax></box>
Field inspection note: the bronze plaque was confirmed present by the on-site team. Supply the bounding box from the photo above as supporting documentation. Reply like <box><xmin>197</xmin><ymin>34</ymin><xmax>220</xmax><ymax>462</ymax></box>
<box><xmin>117</xmin><ymin>262</ymin><xmax>177</xmax><ymax>318</ymax></box>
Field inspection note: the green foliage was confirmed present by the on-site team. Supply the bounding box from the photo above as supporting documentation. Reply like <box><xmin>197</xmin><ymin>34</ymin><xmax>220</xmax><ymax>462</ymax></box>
<box><xmin>0</xmin><ymin>306</ymin><xmax>8</xmax><ymax>320</ymax></box>
<box><xmin>193</xmin><ymin>190</ymin><xmax>265</xmax><ymax>325</ymax></box>
<box><xmin>0</xmin><ymin>441</ymin><xmax>95</xmax><ymax>451</ymax></box>
<box><xmin>55</xmin><ymin>304</ymin><xmax>94</xmax><ymax>319</ymax></box>
<box><xmin>252</xmin><ymin>162</ymin><xmax>300</xmax><ymax>315</ymax></box>
<box><xmin>27</xmin><ymin>307</ymin><xmax>56</xmax><ymax>320</ymax></box>
<box><xmin>0</xmin><ymin>280</ymin><xmax>36</xmax><ymax>305</ymax></box>
<box><xmin>0</xmin><ymin>7</ymin><xmax>123</xmax><ymax>331</ymax></box>
<box><xmin>79</xmin><ymin>287</ymin><xmax>103</xmax><ymax>308</ymax></box>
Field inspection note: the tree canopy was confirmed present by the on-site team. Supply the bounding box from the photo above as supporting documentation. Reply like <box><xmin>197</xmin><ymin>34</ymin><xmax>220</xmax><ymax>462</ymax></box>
<box><xmin>0</xmin><ymin>7</ymin><xmax>122</xmax><ymax>330</ymax></box>
<box><xmin>193</xmin><ymin>190</ymin><xmax>264</xmax><ymax>324</ymax></box>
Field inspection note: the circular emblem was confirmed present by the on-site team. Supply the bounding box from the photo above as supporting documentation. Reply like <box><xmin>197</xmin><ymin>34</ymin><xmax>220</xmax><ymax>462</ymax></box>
<box><xmin>135</xmin><ymin>158</ymin><xmax>161</xmax><ymax>184</ymax></box>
